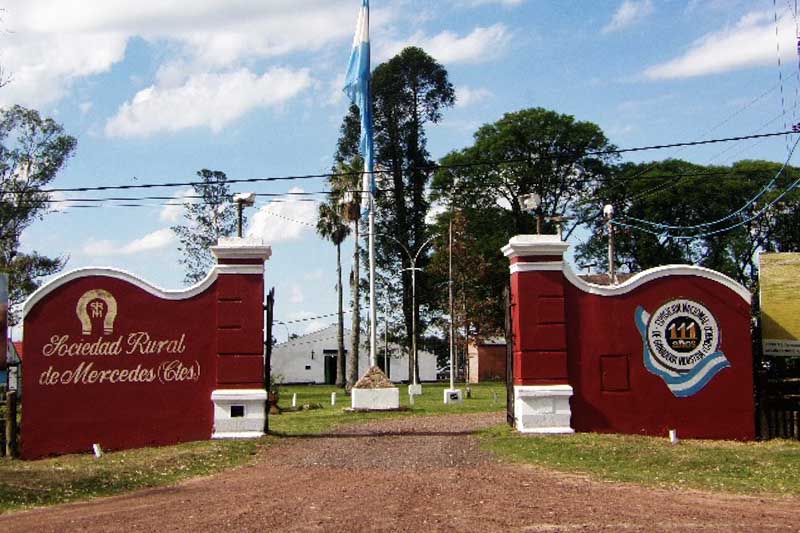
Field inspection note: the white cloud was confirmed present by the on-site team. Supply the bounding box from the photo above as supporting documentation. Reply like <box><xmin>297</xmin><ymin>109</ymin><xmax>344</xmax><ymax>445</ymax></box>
<box><xmin>327</xmin><ymin>73</ymin><xmax>347</xmax><ymax>106</ymax></box>
<box><xmin>378</xmin><ymin>24</ymin><xmax>511</xmax><ymax>64</ymax></box>
<box><xmin>303</xmin><ymin>320</ymin><xmax>330</xmax><ymax>334</ymax></box>
<box><xmin>48</xmin><ymin>191</ymin><xmax>75</xmax><ymax>213</ymax></box>
<box><xmin>455</xmin><ymin>86</ymin><xmax>492</xmax><ymax>108</ymax></box>
<box><xmin>82</xmin><ymin>228</ymin><xmax>175</xmax><ymax>257</ymax></box>
<box><xmin>456</xmin><ymin>0</ymin><xmax>525</xmax><ymax>6</ymax></box>
<box><xmin>602</xmin><ymin>0</ymin><xmax>654</xmax><ymax>34</ymax></box>
<box><xmin>120</xmin><ymin>228</ymin><xmax>176</xmax><ymax>254</ymax></box>
<box><xmin>0</xmin><ymin>0</ymin><xmax>369</xmax><ymax>108</ymax></box>
<box><xmin>82</xmin><ymin>239</ymin><xmax>117</xmax><ymax>257</ymax></box>
<box><xmin>0</xmin><ymin>32</ymin><xmax>128</xmax><ymax>107</ymax></box>
<box><xmin>79</xmin><ymin>101</ymin><xmax>93</xmax><ymax>114</ymax></box>
<box><xmin>246</xmin><ymin>187</ymin><xmax>318</xmax><ymax>243</ymax></box>
<box><xmin>159</xmin><ymin>187</ymin><xmax>197</xmax><ymax>223</ymax></box>
<box><xmin>105</xmin><ymin>67</ymin><xmax>312</xmax><ymax>137</ymax></box>
<box><xmin>304</xmin><ymin>269</ymin><xmax>324</xmax><ymax>281</ymax></box>
<box><xmin>644</xmin><ymin>11</ymin><xmax>793</xmax><ymax>80</ymax></box>
<box><xmin>289</xmin><ymin>284</ymin><xmax>305</xmax><ymax>304</ymax></box>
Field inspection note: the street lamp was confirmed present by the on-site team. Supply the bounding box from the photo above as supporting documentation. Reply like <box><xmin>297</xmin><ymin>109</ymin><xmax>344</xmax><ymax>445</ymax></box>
<box><xmin>521</xmin><ymin>193</ymin><xmax>543</xmax><ymax>234</ymax></box>
<box><xmin>233</xmin><ymin>192</ymin><xmax>256</xmax><ymax>237</ymax></box>
<box><xmin>378</xmin><ymin>233</ymin><xmax>436</xmax><ymax>395</ymax></box>
<box><xmin>603</xmin><ymin>204</ymin><xmax>616</xmax><ymax>284</ymax></box>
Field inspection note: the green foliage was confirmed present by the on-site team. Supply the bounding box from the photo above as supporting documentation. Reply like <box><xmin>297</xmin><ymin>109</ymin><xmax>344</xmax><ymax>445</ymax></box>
<box><xmin>433</xmin><ymin>107</ymin><xmax>615</xmax><ymax>234</ymax></box>
<box><xmin>0</xmin><ymin>105</ymin><xmax>76</xmax><ymax>322</ymax></box>
<box><xmin>316</xmin><ymin>197</ymin><xmax>350</xmax><ymax>388</ymax></box>
<box><xmin>371</xmin><ymin>47</ymin><xmax>454</xmax><ymax>379</ymax></box>
<box><xmin>333</xmin><ymin>47</ymin><xmax>455</xmax><ymax>381</ymax></box>
<box><xmin>171</xmin><ymin>169</ymin><xmax>238</xmax><ymax>284</ymax></box>
<box><xmin>0</xmin><ymin>439</ymin><xmax>258</xmax><ymax>513</ymax></box>
<box><xmin>575</xmin><ymin>159</ymin><xmax>800</xmax><ymax>287</ymax></box>
<box><xmin>429</xmin><ymin>107</ymin><xmax>614</xmax><ymax>336</ymax></box>
<box><xmin>481</xmin><ymin>425</ymin><xmax>800</xmax><ymax>495</ymax></box>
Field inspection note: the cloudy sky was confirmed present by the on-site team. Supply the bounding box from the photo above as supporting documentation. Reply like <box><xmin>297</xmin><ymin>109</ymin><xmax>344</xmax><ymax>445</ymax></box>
<box><xmin>7</xmin><ymin>0</ymin><xmax>800</xmax><ymax>339</ymax></box>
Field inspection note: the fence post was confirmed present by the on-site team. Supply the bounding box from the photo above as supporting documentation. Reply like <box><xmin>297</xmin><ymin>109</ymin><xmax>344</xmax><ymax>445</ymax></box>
<box><xmin>5</xmin><ymin>390</ymin><xmax>17</xmax><ymax>457</ymax></box>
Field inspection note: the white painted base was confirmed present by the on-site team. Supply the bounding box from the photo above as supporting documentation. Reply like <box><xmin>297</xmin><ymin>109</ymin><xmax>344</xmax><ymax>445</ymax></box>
<box><xmin>443</xmin><ymin>388</ymin><xmax>463</xmax><ymax>405</ymax></box>
<box><xmin>514</xmin><ymin>385</ymin><xmax>574</xmax><ymax>434</ymax></box>
<box><xmin>211</xmin><ymin>389</ymin><xmax>267</xmax><ymax>439</ymax></box>
<box><xmin>408</xmin><ymin>383</ymin><xmax>422</xmax><ymax>396</ymax></box>
<box><xmin>351</xmin><ymin>387</ymin><xmax>400</xmax><ymax>410</ymax></box>
<box><xmin>212</xmin><ymin>431</ymin><xmax>265</xmax><ymax>439</ymax></box>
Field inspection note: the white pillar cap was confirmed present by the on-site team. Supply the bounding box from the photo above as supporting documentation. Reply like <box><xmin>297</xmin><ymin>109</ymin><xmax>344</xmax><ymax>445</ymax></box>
<box><xmin>501</xmin><ymin>234</ymin><xmax>569</xmax><ymax>259</ymax></box>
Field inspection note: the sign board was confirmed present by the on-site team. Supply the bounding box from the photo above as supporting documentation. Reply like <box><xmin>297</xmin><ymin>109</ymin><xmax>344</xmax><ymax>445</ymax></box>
<box><xmin>760</xmin><ymin>253</ymin><xmax>800</xmax><ymax>357</ymax></box>
<box><xmin>22</xmin><ymin>273</ymin><xmax>219</xmax><ymax>459</ymax></box>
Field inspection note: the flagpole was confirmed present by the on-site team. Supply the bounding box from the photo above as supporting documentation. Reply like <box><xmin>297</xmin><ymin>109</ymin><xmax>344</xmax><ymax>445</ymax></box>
<box><xmin>344</xmin><ymin>0</ymin><xmax>378</xmax><ymax>370</ymax></box>
<box><xmin>369</xmin><ymin>184</ymin><xmax>377</xmax><ymax>368</ymax></box>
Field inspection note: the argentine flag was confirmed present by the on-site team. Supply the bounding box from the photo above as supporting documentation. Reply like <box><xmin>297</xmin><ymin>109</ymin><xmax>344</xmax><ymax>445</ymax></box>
<box><xmin>343</xmin><ymin>0</ymin><xmax>375</xmax><ymax>216</ymax></box>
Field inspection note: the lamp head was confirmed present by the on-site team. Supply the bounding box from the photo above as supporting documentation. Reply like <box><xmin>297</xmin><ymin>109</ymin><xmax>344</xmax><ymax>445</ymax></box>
<box><xmin>233</xmin><ymin>192</ymin><xmax>256</xmax><ymax>207</ymax></box>
<box><xmin>520</xmin><ymin>193</ymin><xmax>541</xmax><ymax>212</ymax></box>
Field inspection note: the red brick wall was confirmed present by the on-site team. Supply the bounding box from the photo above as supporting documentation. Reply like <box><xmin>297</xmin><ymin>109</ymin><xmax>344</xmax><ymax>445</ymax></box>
<box><xmin>511</xmin><ymin>264</ymin><xmax>755</xmax><ymax>440</ymax></box>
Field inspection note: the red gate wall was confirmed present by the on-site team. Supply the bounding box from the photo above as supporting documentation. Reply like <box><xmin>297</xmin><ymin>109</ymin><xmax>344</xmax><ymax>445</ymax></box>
<box><xmin>21</xmin><ymin>239</ymin><xmax>270</xmax><ymax>459</ymax></box>
<box><xmin>505</xmin><ymin>235</ymin><xmax>755</xmax><ymax>441</ymax></box>
<box><xmin>564</xmin><ymin>270</ymin><xmax>754</xmax><ymax>440</ymax></box>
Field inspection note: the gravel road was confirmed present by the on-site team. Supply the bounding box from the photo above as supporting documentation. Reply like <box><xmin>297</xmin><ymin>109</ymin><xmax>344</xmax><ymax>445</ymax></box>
<box><xmin>1</xmin><ymin>412</ymin><xmax>797</xmax><ymax>532</ymax></box>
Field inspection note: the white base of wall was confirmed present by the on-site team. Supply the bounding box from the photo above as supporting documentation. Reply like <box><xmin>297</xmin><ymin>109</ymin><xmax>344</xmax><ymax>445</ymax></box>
<box><xmin>408</xmin><ymin>383</ymin><xmax>422</xmax><ymax>396</ymax></box>
<box><xmin>351</xmin><ymin>387</ymin><xmax>400</xmax><ymax>410</ymax></box>
<box><xmin>212</xmin><ymin>431</ymin><xmax>265</xmax><ymax>439</ymax></box>
<box><xmin>211</xmin><ymin>389</ymin><xmax>267</xmax><ymax>439</ymax></box>
<box><xmin>514</xmin><ymin>385</ymin><xmax>574</xmax><ymax>434</ymax></box>
<box><xmin>443</xmin><ymin>388</ymin><xmax>463</xmax><ymax>404</ymax></box>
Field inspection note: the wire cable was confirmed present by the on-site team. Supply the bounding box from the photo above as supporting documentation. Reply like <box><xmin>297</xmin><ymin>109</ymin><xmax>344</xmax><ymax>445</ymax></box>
<box><xmin>619</xmin><ymin>135</ymin><xmax>800</xmax><ymax>230</ymax></box>
<box><xmin>3</xmin><ymin>130</ymin><xmax>796</xmax><ymax>196</ymax></box>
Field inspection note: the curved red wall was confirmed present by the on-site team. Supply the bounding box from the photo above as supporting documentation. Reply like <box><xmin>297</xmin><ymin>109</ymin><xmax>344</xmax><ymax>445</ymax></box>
<box><xmin>22</xmin><ymin>276</ymin><xmax>218</xmax><ymax>459</ymax></box>
<box><xmin>564</xmin><ymin>276</ymin><xmax>754</xmax><ymax>440</ymax></box>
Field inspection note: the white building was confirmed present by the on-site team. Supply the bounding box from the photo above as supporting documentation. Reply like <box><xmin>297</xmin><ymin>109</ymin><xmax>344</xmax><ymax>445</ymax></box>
<box><xmin>271</xmin><ymin>325</ymin><xmax>437</xmax><ymax>384</ymax></box>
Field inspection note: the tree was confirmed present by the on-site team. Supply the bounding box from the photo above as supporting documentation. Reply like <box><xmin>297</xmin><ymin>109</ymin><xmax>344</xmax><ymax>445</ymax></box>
<box><xmin>316</xmin><ymin>195</ymin><xmax>350</xmax><ymax>388</ymax></box>
<box><xmin>430</xmin><ymin>107</ymin><xmax>615</xmax><ymax>336</ymax></box>
<box><xmin>172</xmin><ymin>169</ymin><xmax>238</xmax><ymax>284</ymax></box>
<box><xmin>574</xmin><ymin>158</ymin><xmax>800</xmax><ymax>288</ymax></box>
<box><xmin>433</xmin><ymin>107</ymin><xmax>616</xmax><ymax>236</ymax></box>
<box><xmin>369</xmin><ymin>46</ymin><xmax>455</xmax><ymax>382</ymax></box>
<box><xmin>331</xmin><ymin>106</ymin><xmax>364</xmax><ymax>389</ymax></box>
<box><xmin>0</xmin><ymin>105</ymin><xmax>76</xmax><ymax>323</ymax></box>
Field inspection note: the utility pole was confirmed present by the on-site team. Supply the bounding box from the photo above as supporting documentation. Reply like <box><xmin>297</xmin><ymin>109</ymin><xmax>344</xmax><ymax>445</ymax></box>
<box><xmin>449</xmin><ymin>217</ymin><xmax>455</xmax><ymax>392</ymax></box>
<box><xmin>384</xmin><ymin>300</ymin><xmax>389</xmax><ymax>377</ymax></box>
<box><xmin>604</xmin><ymin>204</ymin><xmax>616</xmax><ymax>284</ymax></box>
<box><xmin>444</xmin><ymin>215</ymin><xmax>464</xmax><ymax>404</ymax></box>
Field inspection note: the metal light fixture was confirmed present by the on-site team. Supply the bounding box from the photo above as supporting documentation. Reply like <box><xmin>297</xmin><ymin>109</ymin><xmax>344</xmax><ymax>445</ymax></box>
<box><xmin>233</xmin><ymin>192</ymin><xmax>256</xmax><ymax>237</ymax></box>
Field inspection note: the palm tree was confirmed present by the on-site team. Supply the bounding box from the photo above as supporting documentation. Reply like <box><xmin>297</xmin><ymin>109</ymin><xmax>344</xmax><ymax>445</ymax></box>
<box><xmin>316</xmin><ymin>198</ymin><xmax>350</xmax><ymax>388</ymax></box>
<box><xmin>331</xmin><ymin>161</ymin><xmax>363</xmax><ymax>391</ymax></box>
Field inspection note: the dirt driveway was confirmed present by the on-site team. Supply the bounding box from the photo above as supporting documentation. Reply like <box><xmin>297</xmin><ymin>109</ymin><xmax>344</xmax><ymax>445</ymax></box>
<box><xmin>1</xmin><ymin>412</ymin><xmax>797</xmax><ymax>532</ymax></box>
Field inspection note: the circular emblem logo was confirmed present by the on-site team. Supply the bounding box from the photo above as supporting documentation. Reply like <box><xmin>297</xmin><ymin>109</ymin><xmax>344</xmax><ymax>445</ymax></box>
<box><xmin>646</xmin><ymin>299</ymin><xmax>720</xmax><ymax>373</ymax></box>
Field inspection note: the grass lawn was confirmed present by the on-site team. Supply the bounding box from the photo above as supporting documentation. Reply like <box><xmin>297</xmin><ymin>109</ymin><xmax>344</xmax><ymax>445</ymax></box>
<box><xmin>480</xmin><ymin>424</ymin><xmax>800</xmax><ymax>496</ymax></box>
<box><xmin>269</xmin><ymin>381</ymin><xmax>506</xmax><ymax>436</ymax></box>
<box><xmin>0</xmin><ymin>439</ymin><xmax>258</xmax><ymax>513</ymax></box>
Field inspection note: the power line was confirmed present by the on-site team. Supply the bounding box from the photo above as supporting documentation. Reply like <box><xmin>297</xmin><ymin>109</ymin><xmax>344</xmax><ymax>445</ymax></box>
<box><xmin>11</xmin><ymin>163</ymin><xmax>796</xmax><ymax>210</ymax></box>
<box><xmin>618</xmin><ymin>135</ymin><xmax>800</xmax><ymax>231</ymax></box>
<box><xmin>277</xmin><ymin>308</ymin><xmax>362</xmax><ymax>325</ymax></box>
<box><xmin>3</xmin><ymin>129</ymin><xmax>796</xmax><ymax>197</ymax></box>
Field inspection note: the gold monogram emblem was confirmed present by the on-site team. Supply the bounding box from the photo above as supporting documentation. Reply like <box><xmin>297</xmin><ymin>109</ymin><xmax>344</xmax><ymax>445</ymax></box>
<box><xmin>76</xmin><ymin>290</ymin><xmax>118</xmax><ymax>335</ymax></box>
